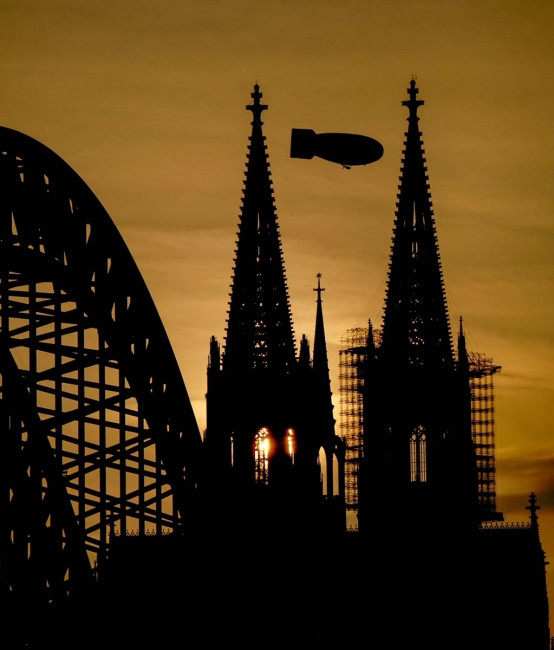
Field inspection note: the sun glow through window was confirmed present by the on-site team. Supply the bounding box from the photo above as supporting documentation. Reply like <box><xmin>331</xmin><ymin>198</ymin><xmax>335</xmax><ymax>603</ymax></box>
<box><xmin>285</xmin><ymin>428</ymin><xmax>296</xmax><ymax>464</ymax></box>
<box><xmin>254</xmin><ymin>427</ymin><xmax>271</xmax><ymax>485</ymax></box>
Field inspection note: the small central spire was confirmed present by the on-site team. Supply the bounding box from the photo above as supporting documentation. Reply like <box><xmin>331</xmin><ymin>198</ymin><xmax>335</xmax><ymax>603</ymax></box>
<box><xmin>312</xmin><ymin>272</ymin><xmax>331</xmax><ymax>383</ymax></box>
<box><xmin>246</xmin><ymin>83</ymin><xmax>268</xmax><ymax>125</ymax></box>
<box><xmin>402</xmin><ymin>77</ymin><xmax>424</xmax><ymax>120</ymax></box>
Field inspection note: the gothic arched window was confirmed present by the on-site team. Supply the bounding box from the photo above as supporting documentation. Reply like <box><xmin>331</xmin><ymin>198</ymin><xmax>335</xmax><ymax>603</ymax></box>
<box><xmin>318</xmin><ymin>447</ymin><xmax>327</xmax><ymax>495</ymax></box>
<box><xmin>410</xmin><ymin>425</ymin><xmax>427</xmax><ymax>483</ymax></box>
<box><xmin>285</xmin><ymin>428</ymin><xmax>296</xmax><ymax>464</ymax></box>
<box><xmin>254</xmin><ymin>427</ymin><xmax>272</xmax><ymax>485</ymax></box>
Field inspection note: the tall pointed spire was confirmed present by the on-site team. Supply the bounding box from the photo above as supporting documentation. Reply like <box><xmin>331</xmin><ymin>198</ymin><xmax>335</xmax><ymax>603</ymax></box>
<box><xmin>381</xmin><ymin>77</ymin><xmax>453</xmax><ymax>369</ymax></box>
<box><xmin>204</xmin><ymin>85</ymin><xmax>347</xmax><ymax>536</ymax></box>
<box><xmin>360</xmin><ymin>79</ymin><xmax>479</xmax><ymax>538</ymax></box>
<box><xmin>223</xmin><ymin>84</ymin><xmax>296</xmax><ymax>375</ymax></box>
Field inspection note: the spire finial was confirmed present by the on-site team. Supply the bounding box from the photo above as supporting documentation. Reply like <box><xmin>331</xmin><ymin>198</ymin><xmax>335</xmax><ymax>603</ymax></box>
<box><xmin>246</xmin><ymin>83</ymin><xmax>268</xmax><ymax>124</ymax></box>
<box><xmin>402</xmin><ymin>77</ymin><xmax>424</xmax><ymax>119</ymax></box>
<box><xmin>314</xmin><ymin>273</ymin><xmax>325</xmax><ymax>303</ymax></box>
<box><xmin>526</xmin><ymin>492</ymin><xmax>540</xmax><ymax>531</ymax></box>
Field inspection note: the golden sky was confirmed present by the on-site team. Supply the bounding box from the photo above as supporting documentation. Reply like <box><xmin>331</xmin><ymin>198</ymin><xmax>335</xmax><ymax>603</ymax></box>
<box><xmin>2</xmin><ymin>0</ymin><xmax>554</xmax><ymax>623</ymax></box>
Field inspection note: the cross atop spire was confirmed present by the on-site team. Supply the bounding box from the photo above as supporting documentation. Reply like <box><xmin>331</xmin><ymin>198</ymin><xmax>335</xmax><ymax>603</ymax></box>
<box><xmin>246</xmin><ymin>83</ymin><xmax>268</xmax><ymax>125</ymax></box>
<box><xmin>402</xmin><ymin>77</ymin><xmax>424</xmax><ymax>120</ymax></box>
<box><xmin>313</xmin><ymin>272</ymin><xmax>325</xmax><ymax>303</ymax></box>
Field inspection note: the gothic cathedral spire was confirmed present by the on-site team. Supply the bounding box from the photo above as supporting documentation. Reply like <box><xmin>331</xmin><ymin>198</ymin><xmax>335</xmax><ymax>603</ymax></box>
<box><xmin>222</xmin><ymin>83</ymin><xmax>296</xmax><ymax>375</ymax></box>
<box><xmin>381</xmin><ymin>78</ymin><xmax>453</xmax><ymax>369</ymax></box>
<box><xmin>360</xmin><ymin>79</ymin><xmax>479</xmax><ymax>539</ymax></box>
<box><xmin>203</xmin><ymin>85</ymin><xmax>345</xmax><ymax>537</ymax></box>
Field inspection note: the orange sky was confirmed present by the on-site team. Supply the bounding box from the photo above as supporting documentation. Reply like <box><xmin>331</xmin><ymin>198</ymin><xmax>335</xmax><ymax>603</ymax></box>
<box><xmin>2</xmin><ymin>0</ymin><xmax>554</xmax><ymax>627</ymax></box>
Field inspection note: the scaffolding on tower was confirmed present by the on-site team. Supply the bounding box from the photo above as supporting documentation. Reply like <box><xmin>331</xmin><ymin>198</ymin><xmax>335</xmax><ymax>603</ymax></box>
<box><xmin>339</xmin><ymin>326</ymin><xmax>371</xmax><ymax>525</ymax></box>
<box><xmin>469</xmin><ymin>351</ymin><xmax>503</xmax><ymax>521</ymax></box>
<box><xmin>339</xmin><ymin>328</ymin><xmax>503</xmax><ymax>524</ymax></box>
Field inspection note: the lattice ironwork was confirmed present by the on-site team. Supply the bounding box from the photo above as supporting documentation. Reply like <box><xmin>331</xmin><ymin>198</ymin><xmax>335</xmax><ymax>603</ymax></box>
<box><xmin>0</xmin><ymin>126</ymin><xmax>202</xmax><ymax>608</ymax></box>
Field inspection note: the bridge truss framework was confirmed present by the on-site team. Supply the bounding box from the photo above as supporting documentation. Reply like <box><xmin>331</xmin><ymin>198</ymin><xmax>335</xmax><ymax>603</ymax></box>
<box><xmin>0</xmin><ymin>126</ymin><xmax>202</xmax><ymax>613</ymax></box>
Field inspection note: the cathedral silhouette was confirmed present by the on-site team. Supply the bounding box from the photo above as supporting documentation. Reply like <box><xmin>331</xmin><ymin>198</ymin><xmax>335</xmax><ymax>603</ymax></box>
<box><xmin>0</xmin><ymin>80</ymin><xmax>550</xmax><ymax>649</ymax></box>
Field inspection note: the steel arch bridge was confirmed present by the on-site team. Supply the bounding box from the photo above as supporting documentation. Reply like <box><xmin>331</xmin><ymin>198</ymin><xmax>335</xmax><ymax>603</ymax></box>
<box><xmin>0</xmin><ymin>126</ymin><xmax>203</xmax><ymax>612</ymax></box>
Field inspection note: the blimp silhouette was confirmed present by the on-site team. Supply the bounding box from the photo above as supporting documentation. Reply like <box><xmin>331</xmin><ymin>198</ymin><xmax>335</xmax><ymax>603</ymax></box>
<box><xmin>290</xmin><ymin>128</ymin><xmax>383</xmax><ymax>169</ymax></box>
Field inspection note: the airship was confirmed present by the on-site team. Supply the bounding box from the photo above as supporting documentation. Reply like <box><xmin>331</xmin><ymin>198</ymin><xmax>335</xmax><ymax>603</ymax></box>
<box><xmin>290</xmin><ymin>128</ymin><xmax>384</xmax><ymax>169</ymax></box>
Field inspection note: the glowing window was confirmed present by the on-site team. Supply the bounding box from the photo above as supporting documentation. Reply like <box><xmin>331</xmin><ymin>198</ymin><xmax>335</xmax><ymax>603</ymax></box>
<box><xmin>318</xmin><ymin>447</ymin><xmax>327</xmax><ymax>495</ymax></box>
<box><xmin>410</xmin><ymin>425</ymin><xmax>427</xmax><ymax>483</ymax></box>
<box><xmin>254</xmin><ymin>427</ymin><xmax>271</xmax><ymax>485</ymax></box>
<box><xmin>285</xmin><ymin>428</ymin><xmax>296</xmax><ymax>464</ymax></box>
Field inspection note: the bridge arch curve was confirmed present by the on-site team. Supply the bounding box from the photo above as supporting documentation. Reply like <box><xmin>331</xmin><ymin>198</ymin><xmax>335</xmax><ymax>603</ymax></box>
<box><xmin>0</xmin><ymin>126</ymin><xmax>202</xmax><ymax>607</ymax></box>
